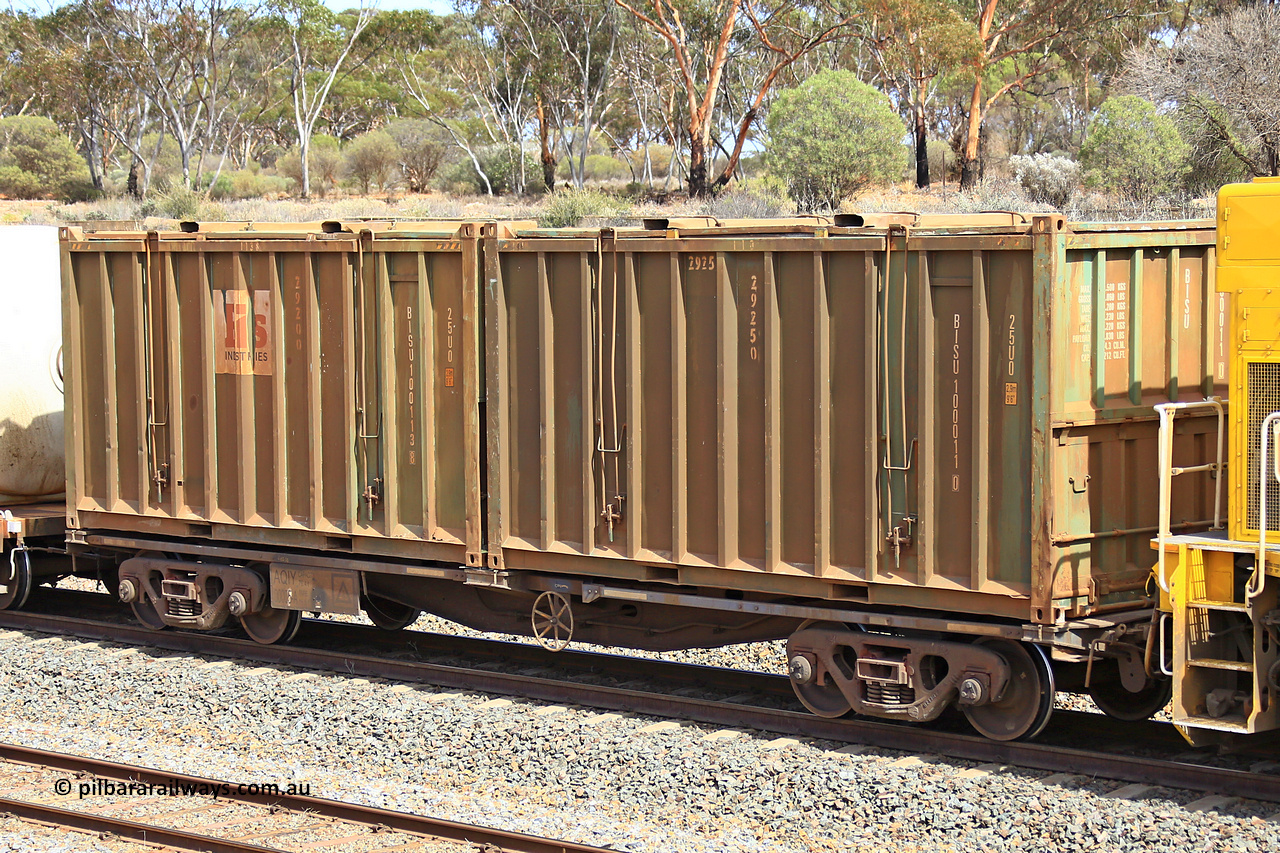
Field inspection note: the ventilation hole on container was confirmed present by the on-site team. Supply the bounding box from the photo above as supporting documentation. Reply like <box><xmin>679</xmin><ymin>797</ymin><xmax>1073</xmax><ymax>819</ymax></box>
<box><xmin>619</xmin><ymin>604</ymin><xmax>638</xmax><ymax>618</ymax></box>
<box><xmin>1036</xmin><ymin>608</ymin><xmax>1044</xmax><ymax>621</ymax></box>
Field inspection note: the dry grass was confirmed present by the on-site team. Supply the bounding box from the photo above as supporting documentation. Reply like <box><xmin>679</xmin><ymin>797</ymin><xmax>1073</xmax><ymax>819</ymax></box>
<box><xmin>3</xmin><ymin>182</ymin><xmax>1215</xmax><ymax>229</ymax></box>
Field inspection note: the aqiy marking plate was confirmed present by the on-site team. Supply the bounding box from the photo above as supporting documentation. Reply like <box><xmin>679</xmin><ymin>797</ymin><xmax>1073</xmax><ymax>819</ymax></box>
<box><xmin>270</xmin><ymin>564</ymin><xmax>361</xmax><ymax>615</ymax></box>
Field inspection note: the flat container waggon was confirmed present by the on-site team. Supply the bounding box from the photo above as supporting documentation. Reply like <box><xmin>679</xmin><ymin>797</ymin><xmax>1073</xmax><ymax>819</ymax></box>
<box><xmin>53</xmin><ymin>214</ymin><xmax>1228</xmax><ymax>739</ymax></box>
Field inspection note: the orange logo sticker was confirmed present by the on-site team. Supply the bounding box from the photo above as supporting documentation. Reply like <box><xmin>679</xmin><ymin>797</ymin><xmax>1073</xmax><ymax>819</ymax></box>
<box><xmin>214</xmin><ymin>290</ymin><xmax>272</xmax><ymax>375</ymax></box>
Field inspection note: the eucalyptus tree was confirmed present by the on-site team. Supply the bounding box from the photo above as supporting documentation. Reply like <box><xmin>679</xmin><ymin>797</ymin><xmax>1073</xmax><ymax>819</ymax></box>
<box><xmin>321</xmin><ymin>10</ymin><xmax>442</xmax><ymax>140</ymax></box>
<box><xmin>612</xmin><ymin>0</ymin><xmax>859</xmax><ymax>196</ymax></box>
<box><xmin>266</xmin><ymin>0</ymin><xmax>376</xmax><ymax>198</ymax></box>
<box><xmin>860</xmin><ymin>0</ymin><xmax>978</xmax><ymax>187</ymax></box>
<box><xmin>400</xmin><ymin>4</ymin><xmax>542</xmax><ymax>195</ymax></box>
<box><xmin>519</xmin><ymin>0</ymin><xmax>620</xmax><ymax>189</ymax></box>
<box><xmin>952</xmin><ymin>0</ymin><xmax>1145</xmax><ymax>189</ymax></box>
<box><xmin>612</xmin><ymin>14</ymin><xmax>676</xmax><ymax>187</ymax></box>
<box><xmin>1124</xmin><ymin>3</ymin><xmax>1280</xmax><ymax>182</ymax></box>
<box><xmin>4</xmin><ymin>4</ymin><xmax>121</xmax><ymax>191</ymax></box>
<box><xmin>398</xmin><ymin>28</ymin><xmax>494</xmax><ymax>193</ymax></box>
<box><xmin>81</xmin><ymin>0</ymin><xmax>272</xmax><ymax>190</ymax></box>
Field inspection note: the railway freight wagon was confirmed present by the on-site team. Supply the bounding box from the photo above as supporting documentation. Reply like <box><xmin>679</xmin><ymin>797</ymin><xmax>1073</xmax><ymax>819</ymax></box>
<box><xmin>60</xmin><ymin>215</ymin><xmax>1225</xmax><ymax>740</ymax></box>
<box><xmin>0</xmin><ymin>226</ymin><xmax>72</xmax><ymax>610</ymax></box>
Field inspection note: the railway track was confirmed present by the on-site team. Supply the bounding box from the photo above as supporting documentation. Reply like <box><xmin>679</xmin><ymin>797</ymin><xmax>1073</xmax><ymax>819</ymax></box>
<box><xmin>0</xmin><ymin>741</ymin><xmax>613</xmax><ymax>853</ymax></box>
<box><xmin>2</xmin><ymin>592</ymin><xmax>1279</xmax><ymax>809</ymax></box>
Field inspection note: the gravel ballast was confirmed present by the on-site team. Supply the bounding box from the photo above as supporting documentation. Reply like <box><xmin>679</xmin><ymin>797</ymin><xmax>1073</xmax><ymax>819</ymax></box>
<box><xmin>0</xmin><ymin>625</ymin><xmax>1276</xmax><ymax>852</ymax></box>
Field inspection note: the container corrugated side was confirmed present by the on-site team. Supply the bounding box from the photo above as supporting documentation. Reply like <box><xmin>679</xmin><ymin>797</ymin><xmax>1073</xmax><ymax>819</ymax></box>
<box><xmin>483</xmin><ymin>219</ymin><xmax>1226</xmax><ymax>622</ymax></box>
<box><xmin>61</xmin><ymin>223</ymin><xmax>491</xmax><ymax>564</ymax></box>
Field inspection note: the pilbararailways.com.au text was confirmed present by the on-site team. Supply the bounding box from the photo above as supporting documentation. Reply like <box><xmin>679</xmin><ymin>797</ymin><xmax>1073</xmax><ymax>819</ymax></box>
<box><xmin>54</xmin><ymin>778</ymin><xmax>310</xmax><ymax>799</ymax></box>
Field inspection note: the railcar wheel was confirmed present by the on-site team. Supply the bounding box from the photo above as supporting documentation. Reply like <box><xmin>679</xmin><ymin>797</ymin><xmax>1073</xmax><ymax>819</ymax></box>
<box><xmin>0</xmin><ymin>549</ymin><xmax>33</xmax><ymax>611</ymax></box>
<box><xmin>240</xmin><ymin>606</ymin><xmax>302</xmax><ymax>645</ymax></box>
<box><xmin>787</xmin><ymin>621</ymin><xmax>854</xmax><ymax>718</ymax></box>
<box><xmin>130</xmin><ymin>595</ymin><xmax>168</xmax><ymax>631</ymax></box>
<box><xmin>363</xmin><ymin>595</ymin><xmax>421</xmax><ymax>632</ymax></box>
<box><xmin>791</xmin><ymin>668</ymin><xmax>854</xmax><ymax>718</ymax></box>
<box><xmin>961</xmin><ymin>640</ymin><xmax>1055</xmax><ymax>741</ymax></box>
<box><xmin>1089</xmin><ymin>673</ymin><xmax>1172</xmax><ymax>722</ymax></box>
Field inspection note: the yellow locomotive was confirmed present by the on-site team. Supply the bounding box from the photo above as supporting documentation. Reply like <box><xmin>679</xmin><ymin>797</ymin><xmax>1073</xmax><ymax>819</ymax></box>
<box><xmin>1158</xmin><ymin>178</ymin><xmax>1280</xmax><ymax>741</ymax></box>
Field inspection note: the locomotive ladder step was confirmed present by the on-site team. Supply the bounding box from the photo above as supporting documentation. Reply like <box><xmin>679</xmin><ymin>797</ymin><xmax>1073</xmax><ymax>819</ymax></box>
<box><xmin>1187</xmin><ymin>599</ymin><xmax>1250</xmax><ymax>613</ymax></box>
<box><xmin>1177</xmin><ymin>714</ymin><xmax>1251</xmax><ymax>733</ymax></box>
<box><xmin>1186</xmin><ymin>657</ymin><xmax>1255</xmax><ymax>672</ymax></box>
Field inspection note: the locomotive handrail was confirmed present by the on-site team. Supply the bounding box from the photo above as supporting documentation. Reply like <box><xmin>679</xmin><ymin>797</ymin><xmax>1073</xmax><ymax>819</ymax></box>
<box><xmin>1252</xmin><ymin>411</ymin><xmax>1280</xmax><ymax>602</ymax></box>
<box><xmin>1154</xmin><ymin>397</ymin><xmax>1225</xmax><ymax>594</ymax></box>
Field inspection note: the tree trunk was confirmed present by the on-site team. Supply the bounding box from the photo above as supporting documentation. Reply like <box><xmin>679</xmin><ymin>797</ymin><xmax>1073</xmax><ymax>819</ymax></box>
<box><xmin>960</xmin><ymin>78</ymin><xmax>983</xmax><ymax>191</ymax></box>
<box><xmin>687</xmin><ymin>134</ymin><xmax>709</xmax><ymax>197</ymax></box>
<box><xmin>300</xmin><ymin>134</ymin><xmax>311</xmax><ymax>199</ymax></box>
<box><xmin>914</xmin><ymin>98</ymin><xmax>930</xmax><ymax>189</ymax></box>
<box><xmin>537</xmin><ymin>100</ymin><xmax>556</xmax><ymax>192</ymax></box>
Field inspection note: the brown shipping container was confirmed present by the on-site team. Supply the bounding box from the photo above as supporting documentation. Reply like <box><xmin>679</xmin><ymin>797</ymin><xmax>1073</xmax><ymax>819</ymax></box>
<box><xmin>62</xmin><ymin>216</ymin><xmax>1227</xmax><ymax>630</ymax></box>
<box><xmin>61</xmin><ymin>222</ymin><xmax>513</xmax><ymax>568</ymax></box>
<box><xmin>482</xmin><ymin>217</ymin><xmax>1227</xmax><ymax>623</ymax></box>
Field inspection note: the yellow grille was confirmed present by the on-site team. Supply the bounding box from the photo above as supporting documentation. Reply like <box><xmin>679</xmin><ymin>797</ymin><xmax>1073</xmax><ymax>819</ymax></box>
<box><xmin>1247</xmin><ymin>361</ymin><xmax>1280</xmax><ymax>531</ymax></box>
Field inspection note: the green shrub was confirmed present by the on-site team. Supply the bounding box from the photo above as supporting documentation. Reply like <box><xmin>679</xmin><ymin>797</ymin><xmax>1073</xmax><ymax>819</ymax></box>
<box><xmin>202</xmin><ymin>168</ymin><xmax>294</xmax><ymax>202</ymax></box>
<box><xmin>344</xmin><ymin>130</ymin><xmax>402</xmax><ymax>194</ymax></box>
<box><xmin>1009</xmin><ymin>153</ymin><xmax>1080</xmax><ymax>207</ymax></box>
<box><xmin>228</xmin><ymin>169</ymin><xmax>291</xmax><ymax>199</ymax></box>
<box><xmin>207</xmin><ymin>174</ymin><xmax>235</xmax><ymax>200</ymax></box>
<box><xmin>0</xmin><ymin>116</ymin><xmax>94</xmax><ymax>200</ymax></box>
<box><xmin>628</xmin><ymin>144</ymin><xmax>674</xmax><ymax>178</ymax></box>
<box><xmin>140</xmin><ymin>187</ymin><xmax>227</xmax><ymax>221</ymax></box>
<box><xmin>765</xmin><ymin>71</ymin><xmax>907</xmax><ymax>211</ymax></box>
<box><xmin>385</xmin><ymin>119</ymin><xmax>448</xmax><ymax>193</ymax></box>
<box><xmin>276</xmin><ymin>135</ymin><xmax>343</xmax><ymax>197</ymax></box>
<box><xmin>926</xmin><ymin>141</ymin><xmax>958</xmax><ymax>183</ymax></box>
<box><xmin>443</xmin><ymin>147</ymin><xmax>541</xmax><ymax>195</ymax></box>
<box><xmin>1080</xmin><ymin>96</ymin><xmax>1189</xmax><ymax>202</ymax></box>
<box><xmin>701</xmin><ymin>181</ymin><xmax>790</xmax><ymax>219</ymax></box>
<box><xmin>583</xmin><ymin>154</ymin><xmax>630</xmax><ymax>182</ymax></box>
<box><xmin>538</xmin><ymin>188</ymin><xmax>619</xmax><ymax>228</ymax></box>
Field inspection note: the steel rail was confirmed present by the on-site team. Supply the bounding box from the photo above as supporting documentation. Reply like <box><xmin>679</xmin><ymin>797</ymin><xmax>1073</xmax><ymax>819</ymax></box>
<box><xmin>30</xmin><ymin>589</ymin><xmax>796</xmax><ymax>700</ymax></box>
<box><xmin>0</xmin><ymin>796</ymin><xmax>279</xmax><ymax>853</ymax></box>
<box><xmin>2</xmin><ymin>609</ymin><xmax>1279</xmax><ymax>805</ymax></box>
<box><xmin>0</xmin><ymin>743</ymin><xmax>613</xmax><ymax>853</ymax></box>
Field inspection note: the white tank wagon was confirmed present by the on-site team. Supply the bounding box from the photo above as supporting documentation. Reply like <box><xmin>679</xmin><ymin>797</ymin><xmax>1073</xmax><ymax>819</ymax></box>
<box><xmin>0</xmin><ymin>226</ymin><xmax>63</xmax><ymax>501</ymax></box>
<box><xmin>0</xmin><ymin>225</ymin><xmax>69</xmax><ymax>610</ymax></box>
